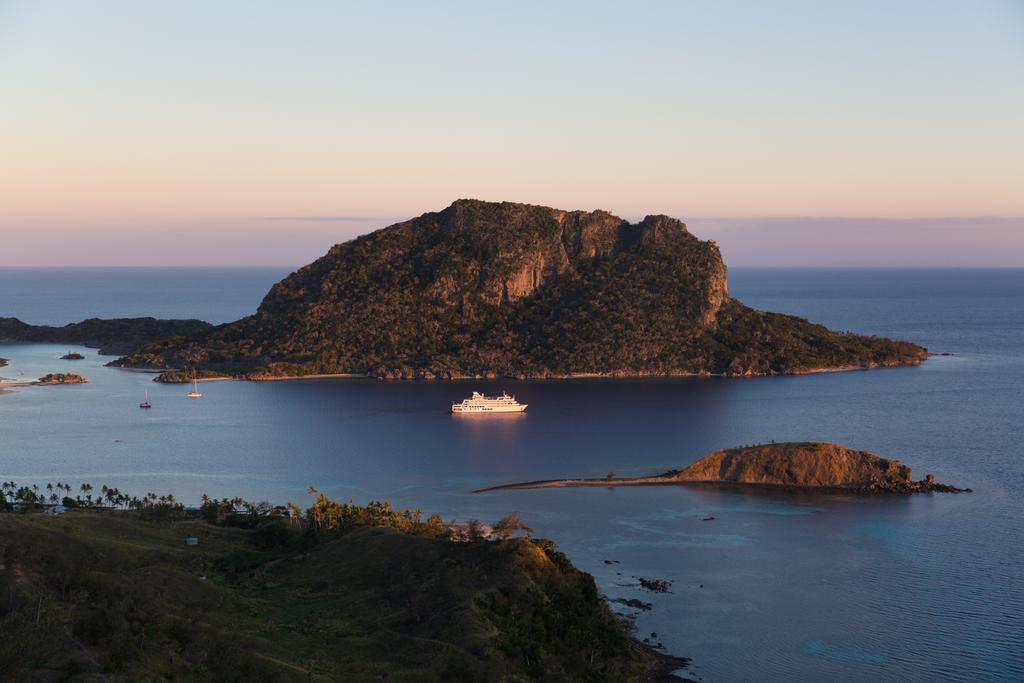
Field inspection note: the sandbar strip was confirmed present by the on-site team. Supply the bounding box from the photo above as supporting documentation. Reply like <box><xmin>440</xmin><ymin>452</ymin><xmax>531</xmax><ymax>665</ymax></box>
<box><xmin>247</xmin><ymin>373</ymin><xmax>365</xmax><ymax>382</ymax></box>
<box><xmin>474</xmin><ymin>476</ymin><xmax>680</xmax><ymax>493</ymax></box>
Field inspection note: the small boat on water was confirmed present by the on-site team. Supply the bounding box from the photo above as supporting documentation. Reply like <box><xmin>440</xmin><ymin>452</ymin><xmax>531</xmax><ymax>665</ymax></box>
<box><xmin>452</xmin><ymin>391</ymin><xmax>527</xmax><ymax>413</ymax></box>
<box><xmin>139</xmin><ymin>390</ymin><xmax>152</xmax><ymax>409</ymax></box>
<box><xmin>187</xmin><ymin>372</ymin><xmax>203</xmax><ymax>399</ymax></box>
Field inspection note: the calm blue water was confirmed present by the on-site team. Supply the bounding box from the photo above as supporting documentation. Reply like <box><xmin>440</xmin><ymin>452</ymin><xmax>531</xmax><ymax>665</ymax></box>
<box><xmin>1</xmin><ymin>267</ymin><xmax>1022</xmax><ymax>682</ymax></box>
<box><xmin>0</xmin><ymin>267</ymin><xmax>293</xmax><ymax>325</ymax></box>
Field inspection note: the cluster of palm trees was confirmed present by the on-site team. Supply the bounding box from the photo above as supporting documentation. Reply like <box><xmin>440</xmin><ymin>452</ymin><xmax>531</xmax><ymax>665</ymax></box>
<box><xmin>2</xmin><ymin>481</ymin><xmax>533</xmax><ymax>546</ymax></box>
<box><xmin>301</xmin><ymin>486</ymin><xmax>447</xmax><ymax>536</ymax></box>
<box><xmin>0</xmin><ymin>480</ymin><xmax>181</xmax><ymax>511</ymax></box>
<box><xmin>198</xmin><ymin>493</ymin><xmax>289</xmax><ymax>522</ymax></box>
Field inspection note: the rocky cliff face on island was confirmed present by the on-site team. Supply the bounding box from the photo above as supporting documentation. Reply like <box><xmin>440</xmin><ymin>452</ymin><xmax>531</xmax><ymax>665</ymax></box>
<box><xmin>0</xmin><ymin>317</ymin><xmax>213</xmax><ymax>356</ymax></box>
<box><xmin>116</xmin><ymin>199</ymin><xmax>928</xmax><ymax>379</ymax></box>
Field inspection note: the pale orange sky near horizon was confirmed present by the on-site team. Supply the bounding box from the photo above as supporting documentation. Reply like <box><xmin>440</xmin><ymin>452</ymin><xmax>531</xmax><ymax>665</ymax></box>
<box><xmin>1</xmin><ymin>1</ymin><xmax>1022</xmax><ymax>265</ymax></box>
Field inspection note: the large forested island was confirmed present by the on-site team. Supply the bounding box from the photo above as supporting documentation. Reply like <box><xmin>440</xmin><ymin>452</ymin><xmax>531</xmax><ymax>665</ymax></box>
<box><xmin>116</xmin><ymin>200</ymin><xmax>927</xmax><ymax>380</ymax></box>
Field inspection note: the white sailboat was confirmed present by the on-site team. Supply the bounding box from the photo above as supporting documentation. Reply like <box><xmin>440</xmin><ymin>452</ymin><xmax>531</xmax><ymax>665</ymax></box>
<box><xmin>187</xmin><ymin>371</ymin><xmax>203</xmax><ymax>398</ymax></box>
<box><xmin>139</xmin><ymin>389</ymin><xmax>152</xmax><ymax>409</ymax></box>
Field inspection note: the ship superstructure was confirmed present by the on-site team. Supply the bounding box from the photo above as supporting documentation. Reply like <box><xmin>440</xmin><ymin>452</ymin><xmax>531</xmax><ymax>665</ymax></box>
<box><xmin>451</xmin><ymin>391</ymin><xmax>527</xmax><ymax>413</ymax></box>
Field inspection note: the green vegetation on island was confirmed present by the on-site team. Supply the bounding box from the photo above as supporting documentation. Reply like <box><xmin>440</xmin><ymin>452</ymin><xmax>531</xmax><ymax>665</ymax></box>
<box><xmin>0</xmin><ymin>483</ymin><xmax>681</xmax><ymax>681</ymax></box>
<box><xmin>115</xmin><ymin>200</ymin><xmax>927</xmax><ymax>380</ymax></box>
<box><xmin>0</xmin><ymin>317</ymin><xmax>213</xmax><ymax>356</ymax></box>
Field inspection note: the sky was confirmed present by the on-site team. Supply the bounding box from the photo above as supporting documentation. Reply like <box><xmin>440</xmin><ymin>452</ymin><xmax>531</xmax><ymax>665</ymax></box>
<box><xmin>1</xmin><ymin>0</ymin><xmax>1022</xmax><ymax>266</ymax></box>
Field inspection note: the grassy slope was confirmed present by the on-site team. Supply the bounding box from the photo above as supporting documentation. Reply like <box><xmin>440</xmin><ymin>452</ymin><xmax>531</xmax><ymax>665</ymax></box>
<box><xmin>0</xmin><ymin>512</ymin><xmax>665</xmax><ymax>681</ymax></box>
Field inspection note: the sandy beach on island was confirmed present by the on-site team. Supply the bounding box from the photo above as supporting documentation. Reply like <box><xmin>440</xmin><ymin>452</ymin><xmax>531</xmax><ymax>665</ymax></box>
<box><xmin>116</xmin><ymin>367</ymin><xmax>367</xmax><ymax>384</ymax></box>
<box><xmin>246</xmin><ymin>373</ymin><xmax>365</xmax><ymax>382</ymax></box>
<box><xmin>193</xmin><ymin>373</ymin><xmax>366</xmax><ymax>383</ymax></box>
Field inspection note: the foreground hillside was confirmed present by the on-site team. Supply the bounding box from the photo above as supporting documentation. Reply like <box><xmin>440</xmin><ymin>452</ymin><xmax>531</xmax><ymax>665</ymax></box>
<box><xmin>117</xmin><ymin>199</ymin><xmax>927</xmax><ymax>379</ymax></box>
<box><xmin>0</xmin><ymin>505</ymin><xmax>676</xmax><ymax>681</ymax></box>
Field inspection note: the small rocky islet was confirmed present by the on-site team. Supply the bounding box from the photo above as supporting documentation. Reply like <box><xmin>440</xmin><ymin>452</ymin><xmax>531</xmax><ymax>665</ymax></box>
<box><xmin>480</xmin><ymin>442</ymin><xmax>968</xmax><ymax>494</ymax></box>
<box><xmin>36</xmin><ymin>373</ymin><xmax>88</xmax><ymax>385</ymax></box>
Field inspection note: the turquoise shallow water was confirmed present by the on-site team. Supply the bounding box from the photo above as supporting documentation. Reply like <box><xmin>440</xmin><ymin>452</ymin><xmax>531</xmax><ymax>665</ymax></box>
<box><xmin>1</xmin><ymin>267</ymin><xmax>1022</xmax><ymax>682</ymax></box>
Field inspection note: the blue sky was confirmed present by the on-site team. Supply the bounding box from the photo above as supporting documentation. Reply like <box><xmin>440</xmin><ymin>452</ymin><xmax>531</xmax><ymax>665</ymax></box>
<box><xmin>1</xmin><ymin>1</ymin><xmax>1022</xmax><ymax>265</ymax></box>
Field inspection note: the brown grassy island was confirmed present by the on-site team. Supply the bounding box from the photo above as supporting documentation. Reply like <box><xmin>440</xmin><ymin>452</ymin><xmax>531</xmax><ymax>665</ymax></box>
<box><xmin>114</xmin><ymin>199</ymin><xmax>928</xmax><ymax>381</ymax></box>
<box><xmin>477</xmin><ymin>442</ymin><xmax>969</xmax><ymax>494</ymax></box>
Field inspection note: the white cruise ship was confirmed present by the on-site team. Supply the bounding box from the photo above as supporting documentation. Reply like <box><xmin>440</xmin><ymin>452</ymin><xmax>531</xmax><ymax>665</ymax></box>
<box><xmin>451</xmin><ymin>391</ymin><xmax>527</xmax><ymax>413</ymax></box>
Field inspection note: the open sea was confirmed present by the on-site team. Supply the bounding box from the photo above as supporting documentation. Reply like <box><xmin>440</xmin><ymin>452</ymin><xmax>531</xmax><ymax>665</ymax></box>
<box><xmin>1</xmin><ymin>266</ymin><xmax>1022</xmax><ymax>682</ymax></box>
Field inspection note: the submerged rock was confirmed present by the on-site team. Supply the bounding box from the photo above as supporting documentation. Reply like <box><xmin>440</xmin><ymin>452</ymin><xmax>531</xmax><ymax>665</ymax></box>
<box><xmin>637</xmin><ymin>577</ymin><xmax>673</xmax><ymax>593</ymax></box>
<box><xmin>612</xmin><ymin>597</ymin><xmax>653</xmax><ymax>611</ymax></box>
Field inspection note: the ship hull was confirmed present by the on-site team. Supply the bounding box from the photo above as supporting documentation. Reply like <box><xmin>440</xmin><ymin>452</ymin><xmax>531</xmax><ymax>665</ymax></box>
<box><xmin>452</xmin><ymin>404</ymin><xmax>527</xmax><ymax>413</ymax></box>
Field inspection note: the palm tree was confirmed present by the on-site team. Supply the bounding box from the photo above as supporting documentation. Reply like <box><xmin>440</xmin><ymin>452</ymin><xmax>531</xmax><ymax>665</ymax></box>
<box><xmin>286</xmin><ymin>502</ymin><xmax>304</xmax><ymax>526</ymax></box>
